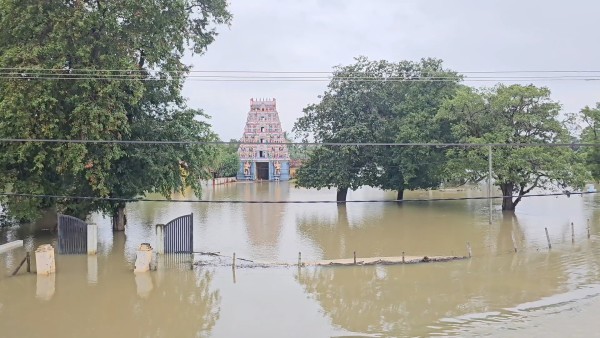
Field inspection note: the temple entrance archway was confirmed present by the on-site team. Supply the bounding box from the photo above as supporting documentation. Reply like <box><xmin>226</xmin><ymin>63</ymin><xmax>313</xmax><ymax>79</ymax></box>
<box><xmin>256</xmin><ymin>162</ymin><xmax>269</xmax><ymax>180</ymax></box>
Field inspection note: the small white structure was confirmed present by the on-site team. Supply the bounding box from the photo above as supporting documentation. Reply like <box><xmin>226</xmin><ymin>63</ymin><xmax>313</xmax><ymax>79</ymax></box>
<box><xmin>35</xmin><ymin>244</ymin><xmax>56</xmax><ymax>275</ymax></box>
<box><xmin>0</xmin><ymin>240</ymin><xmax>23</xmax><ymax>254</ymax></box>
<box><xmin>87</xmin><ymin>223</ymin><xmax>98</xmax><ymax>255</ymax></box>
<box><xmin>134</xmin><ymin>243</ymin><xmax>153</xmax><ymax>273</ymax></box>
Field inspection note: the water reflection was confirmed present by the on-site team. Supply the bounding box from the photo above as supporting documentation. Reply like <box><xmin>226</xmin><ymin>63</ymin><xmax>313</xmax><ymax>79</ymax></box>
<box><xmin>1</xmin><ymin>183</ymin><xmax>600</xmax><ymax>337</ymax></box>
<box><xmin>241</xmin><ymin>183</ymin><xmax>288</xmax><ymax>254</ymax></box>
<box><xmin>36</xmin><ymin>274</ymin><xmax>55</xmax><ymax>301</ymax></box>
<box><xmin>296</xmin><ymin>250</ymin><xmax>569</xmax><ymax>337</ymax></box>
<box><xmin>295</xmin><ymin>202</ymin><xmax>491</xmax><ymax>259</ymax></box>
<box><xmin>0</xmin><ymin>256</ymin><xmax>221</xmax><ymax>337</ymax></box>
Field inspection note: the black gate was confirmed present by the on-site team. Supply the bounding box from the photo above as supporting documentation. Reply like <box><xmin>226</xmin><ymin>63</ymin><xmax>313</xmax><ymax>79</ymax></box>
<box><xmin>164</xmin><ymin>213</ymin><xmax>193</xmax><ymax>253</ymax></box>
<box><xmin>57</xmin><ymin>214</ymin><xmax>87</xmax><ymax>254</ymax></box>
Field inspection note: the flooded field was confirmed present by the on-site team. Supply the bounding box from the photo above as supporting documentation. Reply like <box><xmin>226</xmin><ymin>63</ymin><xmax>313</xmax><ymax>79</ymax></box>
<box><xmin>1</xmin><ymin>182</ymin><xmax>599</xmax><ymax>337</ymax></box>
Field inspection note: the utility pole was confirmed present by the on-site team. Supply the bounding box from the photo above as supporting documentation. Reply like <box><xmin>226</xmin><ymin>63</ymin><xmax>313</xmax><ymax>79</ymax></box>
<box><xmin>488</xmin><ymin>146</ymin><xmax>493</xmax><ymax>225</ymax></box>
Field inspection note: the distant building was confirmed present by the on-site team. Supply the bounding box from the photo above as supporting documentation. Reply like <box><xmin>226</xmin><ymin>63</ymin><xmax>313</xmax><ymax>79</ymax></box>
<box><xmin>237</xmin><ymin>98</ymin><xmax>291</xmax><ymax>181</ymax></box>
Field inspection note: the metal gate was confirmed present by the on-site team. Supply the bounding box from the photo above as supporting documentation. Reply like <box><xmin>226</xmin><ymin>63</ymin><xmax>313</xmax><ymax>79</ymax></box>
<box><xmin>57</xmin><ymin>214</ymin><xmax>87</xmax><ymax>254</ymax></box>
<box><xmin>164</xmin><ymin>213</ymin><xmax>193</xmax><ymax>253</ymax></box>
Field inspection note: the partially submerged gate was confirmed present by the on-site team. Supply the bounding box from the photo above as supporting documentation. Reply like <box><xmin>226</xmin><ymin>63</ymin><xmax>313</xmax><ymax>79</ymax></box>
<box><xmin>164</xmin><ymin>213</ymin><xmax>193</xmax><ymax>253</ymax></box>
<box><xmin>57</xmin><ymin>214</ymin><xmax>87</xmax><ymax>254</ymax></box>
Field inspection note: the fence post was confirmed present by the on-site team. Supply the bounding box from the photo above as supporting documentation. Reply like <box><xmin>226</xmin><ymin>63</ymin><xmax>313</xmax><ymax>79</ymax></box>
<box><xmin>588</xmin><ymin>219</ymin><xmax>591</xmax><ymax>239</ymax></box>
<box><xmin>571</xmin><ymin>222</ymin><xmax>575</xmax><ymax>243</ymax></box>
<box><xmin>87</xmin><ymin>223</ymin><xmax>98</xmax><ymax>255</ymax></box>
<box><xmin>298</xmin><ymin>252</ymin><xmax>302</xmax><ymax>267</ymax></box>
<box><xmin>134</xmin><ymin>243</ymin><xmax>153</xmax><ymax>273</ymax></box>
<box><xmin>155</xmin><ymin>224</ymin><xmax>165</xmax><ymax>254</ymax></box>
<box><xmin>545</xmin><ymin>227</ymin><xmax>552</xmax><ymax>249</ymax></box>
<box><xmin>467</xmin><ymin>242</ymin><xmax>472</xmax><ymax>258</ymax></box>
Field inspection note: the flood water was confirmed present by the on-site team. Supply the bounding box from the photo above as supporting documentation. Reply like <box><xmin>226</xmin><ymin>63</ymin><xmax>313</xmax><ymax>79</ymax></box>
<box><xmin>1</xmin><ymin>182</ymin><xmax>599</xmax><ymax>337</ymax></box>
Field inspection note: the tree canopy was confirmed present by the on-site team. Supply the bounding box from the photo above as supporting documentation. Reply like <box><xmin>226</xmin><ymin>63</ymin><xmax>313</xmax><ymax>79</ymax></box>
<box><xmin>438</xmin><ymin>84</ymin><xmax>587</xmax><ymax>210</ymax></box>
<box><xmin>0</xmin><ymin>0</ymin><xmax>231</xmax><ymax>225</ymax></box>
<box><xmin>568</xmin><ymin>102</ymin><xmax>600</xmax><ymax>182</ymax></box>
<box><xmin>293</xmin><ymin>56</ymin><xmax>460</xmax><ymax>201</ymax></box>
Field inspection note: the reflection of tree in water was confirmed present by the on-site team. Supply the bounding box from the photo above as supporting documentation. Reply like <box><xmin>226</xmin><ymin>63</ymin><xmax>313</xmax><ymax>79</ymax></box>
<box><xmin>295</xmin><ymin>206</ymin><xmax>569</xmax><ymax>337</ymax></box>
<box><xmin>296</xmin><ymin>249</ymin><xmax>566</xmax><ymax>337</ymax></box>
<box><xmin>296</xmin><ymin>204</ymin><xmax>490</xmax><ymax>259</ymax></box>
<box><xmin>494</xmin><ymin>213</ymin><xmax>526</xmax><ymax>254</ymax></box>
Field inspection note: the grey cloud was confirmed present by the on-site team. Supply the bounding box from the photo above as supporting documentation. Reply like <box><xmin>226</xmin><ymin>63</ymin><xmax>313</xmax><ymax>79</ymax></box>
<box><xmin>183</xmin><ymin>0</ymin><xmax>600</xmax><ymax>140</ymax></box>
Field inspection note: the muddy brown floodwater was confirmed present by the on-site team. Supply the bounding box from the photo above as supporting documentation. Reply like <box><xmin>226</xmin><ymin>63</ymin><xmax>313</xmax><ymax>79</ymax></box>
<box><xmin>1</xmin><ymin>182</ymin><xmax>599</xmax><ymax>337</ymax></box>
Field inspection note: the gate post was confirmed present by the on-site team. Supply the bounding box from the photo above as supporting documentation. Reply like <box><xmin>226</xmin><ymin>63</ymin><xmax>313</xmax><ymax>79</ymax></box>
<box><xmin>35</xmin><ymin>244</ymin><xmax>56</xmax><ymax>275</ymax></box>
<box><xmin>155</xmin><ymin>224</ymin><xmax>165</xmax><ymax>254</ymax></box>
<box><xmin>87</xmin><ymin>223</ymin><xmax>98</xmax><ymax>255</ymax></box>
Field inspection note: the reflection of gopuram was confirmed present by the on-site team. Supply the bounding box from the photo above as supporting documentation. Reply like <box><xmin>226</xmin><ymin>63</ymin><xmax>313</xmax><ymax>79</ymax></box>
<box><xmin>236</xmin><ymin>98</ymin><xmax>291</xmax><ymax>181</ymax></box>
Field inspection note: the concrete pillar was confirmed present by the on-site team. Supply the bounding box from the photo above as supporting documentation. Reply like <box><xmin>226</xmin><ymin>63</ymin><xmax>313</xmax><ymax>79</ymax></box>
<box><xmin>87</xmin><ymin>223</ymin><xmax>98</xmax><ymax>255</ymax></box>
<box><xmin>134</xmin><ymin>243</ymin><xmax>153</xmax><ymax>273</ymax></box>
<box><xmin>155</xmin><ymin>224</ymin><xmax>165</xmax><ymax>254</ymax></box>
<box><xmin>35</xmin><ymin>244</ymin><xmax>55</xmax><ymax>275</ymax></box>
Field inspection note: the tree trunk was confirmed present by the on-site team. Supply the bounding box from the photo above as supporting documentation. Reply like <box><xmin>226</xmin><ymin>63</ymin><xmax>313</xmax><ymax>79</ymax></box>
<box><xmin>500</xmin><ymin>183</ymin><xmax>516</xmax><ymax>211</ymax></box>
<box><xmin>397</xmin><ymin>189</ymin><xmax>404</xmax><ymax>201</ymax></box>
<box><xmin>336</xmin><ymin>187</ymin><xmax>348</xmax><ymax>202</ymax></box>
<box><xmin>112</xmin><ymin>204</ymin><xmax>127</xmax><ymax>231</ymax></box>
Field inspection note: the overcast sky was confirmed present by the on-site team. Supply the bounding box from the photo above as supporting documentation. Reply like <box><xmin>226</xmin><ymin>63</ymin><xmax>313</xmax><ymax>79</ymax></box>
<box><xmin>182</xmin><ymin>0</ymin><xmax>600</xmax><ymax>141</ymax></box>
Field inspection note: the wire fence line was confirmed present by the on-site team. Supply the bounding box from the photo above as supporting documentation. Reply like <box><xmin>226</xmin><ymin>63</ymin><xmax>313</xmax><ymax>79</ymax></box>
<box><xmin>0</xmin><ymin>190</ymin><xmax>593</xmax><ymax>204</ymax></box>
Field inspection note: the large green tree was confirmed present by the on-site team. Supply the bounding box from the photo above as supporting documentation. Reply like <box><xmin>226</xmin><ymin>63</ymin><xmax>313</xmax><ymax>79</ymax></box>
<box><xmin>438</xmin><ymin>84</ymin><xmax>587</xmax><ymax>211</ymax></box>
<box><xmin>365</xmin><ymin>59</ymin><xmax>460</xmax><ymax>200</ymax></box>
<box><xmin>293</xmin><ymin>57</ymin><xmax>389</xmax><ymax>201</ymax></box>
<box><xmin>293</xmin><ymin>57</ymin><xmax>460</xmax><ymax>201</ymax></box>
<box><xmin>0</xmin><ymin>0</ymin><xmax>231</xmax><ymax>225</ymax></box>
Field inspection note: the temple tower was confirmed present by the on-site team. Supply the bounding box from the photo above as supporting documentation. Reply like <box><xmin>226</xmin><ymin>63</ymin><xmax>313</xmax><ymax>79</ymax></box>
<box><xmin>237</xmin><ymin>98</ymin><xmax>291</xmax><ymax>181</ymax></box>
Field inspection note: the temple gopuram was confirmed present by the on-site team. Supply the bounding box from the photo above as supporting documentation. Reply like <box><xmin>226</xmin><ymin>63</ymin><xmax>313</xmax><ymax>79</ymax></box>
<box><xmin>237</xmin><ymin>98</ymin><xmax>291</xmax><ymax>181</ymax></box>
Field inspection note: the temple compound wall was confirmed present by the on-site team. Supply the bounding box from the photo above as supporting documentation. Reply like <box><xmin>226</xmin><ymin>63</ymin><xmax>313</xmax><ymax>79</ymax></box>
<box><xmin>237</xmin><ymin>98</ymin><xmax>291</xmax><ymax>181</ymax></box>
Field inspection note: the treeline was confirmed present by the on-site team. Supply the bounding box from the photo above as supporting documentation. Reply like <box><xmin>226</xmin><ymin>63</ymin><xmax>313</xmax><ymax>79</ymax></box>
<box><xmin>293</xmin><ymin>57</ymin><xmax>596</xmax><ymax>211</ymax></box>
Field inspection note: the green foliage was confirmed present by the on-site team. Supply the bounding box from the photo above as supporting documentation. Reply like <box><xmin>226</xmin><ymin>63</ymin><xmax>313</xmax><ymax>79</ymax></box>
<box><xmin>568</xmin><ymin>102</ymin><xmax>600</xmax><ymax>181</ymax></box>
<box><xmin>438</xmin><ymin>84</ymin><xmax>588</xmax><ymax>210</ymax></box>
<box><xmin>293</xmin><ymin>56</ymin><xmax>460</xmax><ymax>200</ymax></box>
<box><xmin>214</xmin><ymin>139</ymin><xmax>240</xmax><ymax>178</ymax></box>
<box><xmin>0</xmin><ymin>0</ymin><xmax>231</xmax><ymax>222</ymax></box>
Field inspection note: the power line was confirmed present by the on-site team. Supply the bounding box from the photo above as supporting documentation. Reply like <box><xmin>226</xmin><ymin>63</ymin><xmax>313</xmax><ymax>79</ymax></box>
<box><xmin>2</xmin><ymin>69</ymin><xmax>600</xmax><ymax>82</ymax></box>
<box><xmin>0</xmin><ymin>138</ymin><xmax>596</xmax><ymax>147</ymax></box>
<box><xmin>2</xmin><ymin>75</ymin><xmax>600</xmax><ymax>82</ymax></box>
<box><xmin>2</xmin><ymin>67</ymin><xmax>600</xmax><ymax>74</ymax></box>
<box><xmin>0</xmin><ymin>190</ymin><xmax>591</xmax><ymax>204</ymax></box>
